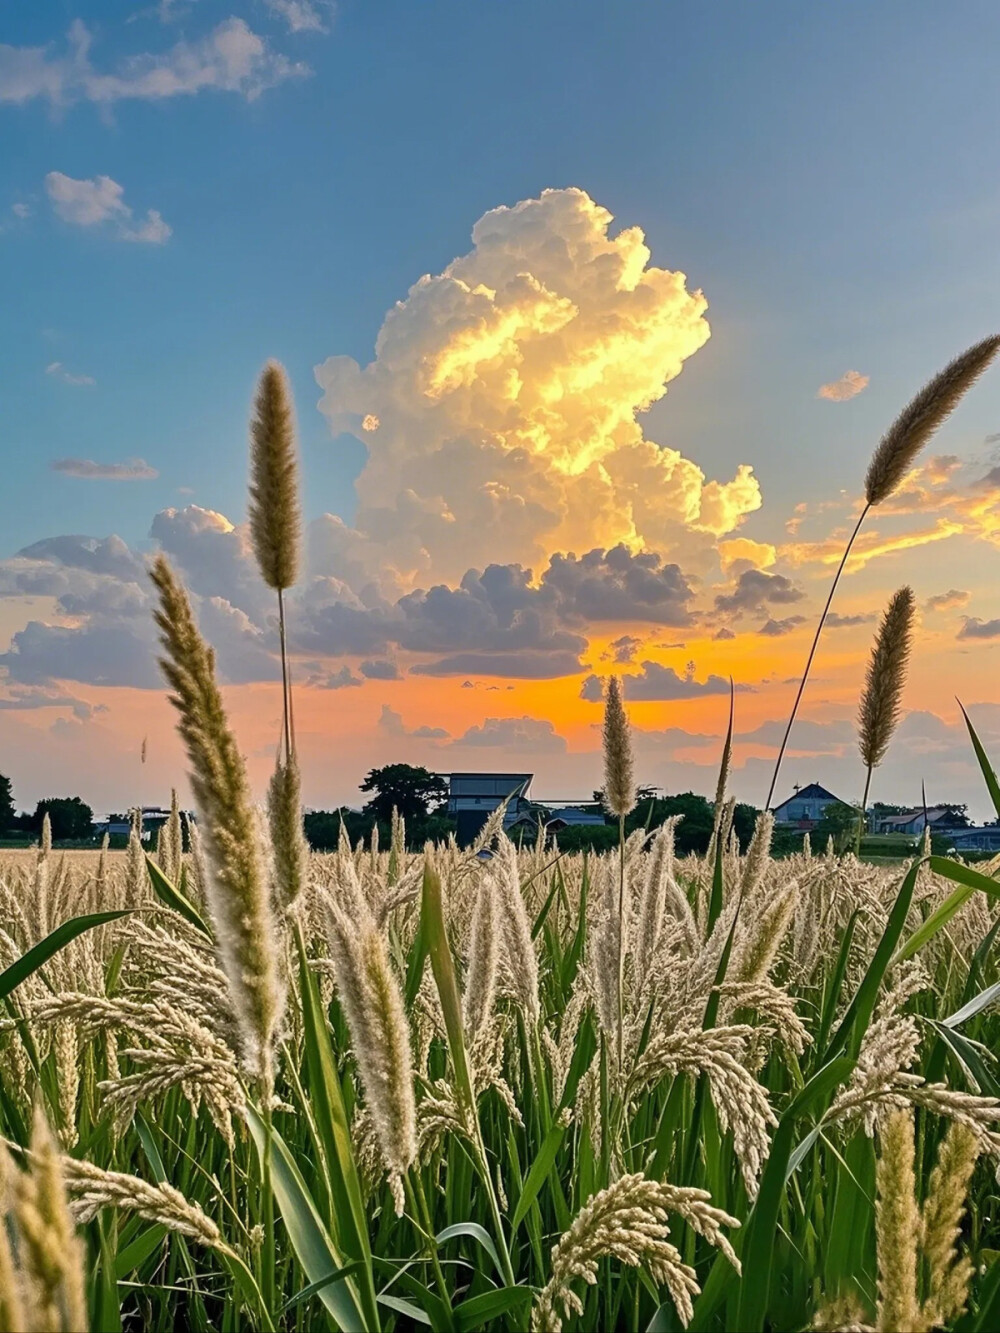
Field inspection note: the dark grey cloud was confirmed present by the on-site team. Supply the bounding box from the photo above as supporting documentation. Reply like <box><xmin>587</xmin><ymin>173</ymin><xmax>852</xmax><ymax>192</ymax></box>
<box><xmin>759</xmin><ymin>616</ymin><xmax>808</xmax><ymax>637</ymax></box>
<box><xmin>411</xmin><ymin>650</ymin><xmax>584</xmax><ymax>679</ymax></box>
<box><xmin>359</xmin><ymin>658</ymin><xmax>401</xmax><ymax>680</ymax></box>
<box><xmin>541</xmin><ymin>545</ymin><xmax>693</xmax><ymax>626</ymax></box>
<box><xmin>609</xmin><ymin>634</ymin><xmax>640</xmax><ymax>664</ymax></box>
<box><xmin>958</xmin><ymin>617</ymin><xmax>1000</xmax><ymax>641</ymax></box>
<box><xmin>452</xmin><ymin>715</ymin><xmax>566</xmax><ymax>753</ymax></box>
<box><xmin>581</xmin><ymin>661</ymin><xmax>734</xmax><ymax>703</ymax></box>
<box><xmin>0</xmin><ymin>621</ymin><xmax>161</xmax><ymax>688</ymax></box>
<box><xmin>714</xmin><ymin>569</ymin><xmax>805</xmax><ymax>615</ymax></box>
<box><xmin>826</xmin><ymin>611</ymin><xmax>876</xmax><ymax>629</ymax></box>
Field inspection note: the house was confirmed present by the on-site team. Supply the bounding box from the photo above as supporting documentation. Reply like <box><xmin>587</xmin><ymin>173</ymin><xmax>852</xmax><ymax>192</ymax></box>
<box><xmin>506</xmin><ymin>804</ymin><xmax>606</xmax><ymax>837</ymax></box>
<box><xmin>92</xmin><ymin>806</ymin><xmax>196</xmax><ymax>842</ymax></box>
<box><xmin>869</xmin><ymin>806</ymin><xmax>967</xmax><ymax>837</ymax></box>
<box><xmin>447</xmin><ymin>773</ymin><xmax>534</xmax><ymax>847</ymax></box>
<box><xmin>941</xmin><ymin>826</ymin><xmax>1000</xmax><ymax>854</ymax></box>
<box><xmin>771</xmin><ymin>782</ymin><xmax>847</xmax><ymax>829</ymax></box>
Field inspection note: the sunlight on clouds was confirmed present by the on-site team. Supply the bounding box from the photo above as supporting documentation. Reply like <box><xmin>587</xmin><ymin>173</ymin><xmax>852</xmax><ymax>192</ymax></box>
<box><xmin>315</xmin><ymin>188</ymin><xmax>761</xmax><ymax>587</ymax></box>
<box><xmin>817</xmin><ymin>369</ymin><xmax>869</xmax><ymax>401</ymax></box>
<box><xmin>718</xmin><ymin>537</ymin><xmax>777</xmax><ymax>574</ymax></box>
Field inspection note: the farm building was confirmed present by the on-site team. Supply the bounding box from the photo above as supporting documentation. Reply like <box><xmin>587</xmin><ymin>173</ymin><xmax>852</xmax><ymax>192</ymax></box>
<box><xmin>771</xmin><ymin>782</ymin><xmax>847</xmax><ymax>828</ymax></box>
<box><xmin>446</xmin><ymin>772</ymin><xmax>534</xmax><ymax>846</ymax></box>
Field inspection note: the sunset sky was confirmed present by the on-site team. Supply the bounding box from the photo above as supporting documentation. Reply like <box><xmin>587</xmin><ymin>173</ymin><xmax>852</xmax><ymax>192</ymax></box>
<box><xmin>3</xmin><ymin>1</ymin><xmax>1000</xmax><ymax>818</ymax></box>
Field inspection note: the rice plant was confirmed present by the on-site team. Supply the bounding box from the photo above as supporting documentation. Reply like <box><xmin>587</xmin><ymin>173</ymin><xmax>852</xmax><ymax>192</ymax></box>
<box><xmin>3</xmin><ymin>352</ymin><xmax>1000</xmax><ymax>1332</ymax></box>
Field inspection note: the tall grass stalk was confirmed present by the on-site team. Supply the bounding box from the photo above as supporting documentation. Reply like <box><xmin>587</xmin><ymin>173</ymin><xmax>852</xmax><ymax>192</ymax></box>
<box><xmin>766</xmin><ymin>335</ymin><xmax>1000</xmax><ymax>809</ymax></box>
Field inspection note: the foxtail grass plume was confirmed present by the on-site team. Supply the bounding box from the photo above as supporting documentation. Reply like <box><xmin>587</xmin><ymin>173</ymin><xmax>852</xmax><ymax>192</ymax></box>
<box><xmin>249</xmin><ymin>361</ymin><xmax>301</xmax><ymax>593</ymax></box>
<box><xmin>463</xmin><ymin>876</ymin><xmax>498</xmax><ymax>1041</ymax></box>
<box><xmin>324</xmin><ymin>899</ymin><xmax>416</xmax><ymax>1212</ymax></box>
<box><xmin>267</xmin><ymin>753</ymin><xmax>308</xmax><ymax>912</ymax></box>
<box><xmin>766</xmin><ymin>336</ymin><xmax>999</xmax><ymax>811</ymax></box>
<box><xmin>602</xmin><ymin>676</ymin><xmax>635</xmax><ymax>819</ymax></box>
<box><xmin>859</xmin><ymin>587</ymin><xmax>915</xmax><ymax>791</ymax></box>
<box><xmin>865</xmin><ymin>335</ymin><xmax>1000</xmax><ymax>506</ymax></box>
<box><xmin>158</xmin><ymin>788</ymin><xmax>183</xmax><ymax>886</ymax></box>
<box><xmin>150</xmin><ymin>555</ymin><xmax>283</xmax><ymax>1088</ymax></box>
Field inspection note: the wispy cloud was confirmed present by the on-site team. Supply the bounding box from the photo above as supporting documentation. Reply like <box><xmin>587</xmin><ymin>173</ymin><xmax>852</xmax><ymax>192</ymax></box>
<box><xmin>51</xmin><ymin>457</ymin><xmax>158</xmax><ymax>481</ymax></box>
<box><xmin>926</xmin><ymin>588</ymin><xmax>971</xmax><ymax>613</ymax></box>
<box><xmin>0</xmin><ymin>18</ymin><xmax>307</xmax><ymax>109</ymax></box>
<box><xmin>265</xmin><ymin>0</ymin><xmax>336</xmax><ymax>34</ymax></box>
<box><xmin>817</xmin><ymin>369</ymin><xmax>869</xmax><ymax>402</ymax></box>
<box><xmin>45</xmin><ymin>361</ymin><xmax>95</xmax><ymax>387</ymax></box>
<box><xmin>46</xmin><ymin>172</ymin><xmax>171</xmax><ymax>244</ymax></box>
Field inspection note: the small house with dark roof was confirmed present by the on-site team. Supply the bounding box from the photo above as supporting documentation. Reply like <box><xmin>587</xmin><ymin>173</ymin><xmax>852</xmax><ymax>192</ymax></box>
<box><xmin>771</xmin><ymin>782</ymin><xmax>846</xmax><ymax>828</ymax></box>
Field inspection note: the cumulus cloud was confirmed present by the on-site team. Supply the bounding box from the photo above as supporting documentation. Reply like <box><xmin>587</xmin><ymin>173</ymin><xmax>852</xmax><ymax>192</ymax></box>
<box><xmin>608</xmin><ymin>634</ymin><xmax>640</xmax><ymax>664</ymax></box>
<box><xmin>51</xmin><ymin>457</ymin><xmax>158</xmax><ymax>480</ymax></box>
<box><xmin>359</xmin><ymin>658</ymin><xmax>400</xmax><ymax>680</ymax></box>
<box><xmin>926</xmin><ymin>589</ymin><xmax>971</xmax><ymax>613</ymax></box>
<box><xmin>717</xmin><ymin>537</ymin><xmax>776</xmax><ymax>575</ymax></box>
<box><xmin>45</xmin><ymin>362</ymin><xmax>95</xmax><ymax>387</ymax></box>
<box><xmin>1</xmin><ymin>18</ymin><xmax>305</xmax><ymax>108</ymax></box>
<box><xmin>315</xmin><ymin>188</ymin><xmax>761</xmax><ymax>589</ymax></box>
<box><xmin>377</xmin><ymin>704</ymin><xmax>449</xmax><ymax>741</ymax></box>
<box><xmin>714</xmin><ymin>569</ymin><xmax>805</xmax><ymax>616</ymax></box>
<box><xmin>817</xmin><ymin>370</ymin><xmax>869</xmax><ymax>402</ymax></box>
<box><xmin>958</xmin><ymin>617</ymin><xmax>1000</xmax><ymax>641</ymax></box>
<box><xmin>321</xmin><ymin>665</ymin><xmax>362</xmax><ymax>689</ymax></box>
<box><xmin>759</xmin><ymin>616</ymin><xmax>808</xmax><ymax>637</ymax></box>
<box><xmin>452</xmin><ymin>715</ymin><xmax>566</xmax><ymax>752</ymax></box>
<box><xmin>0</xmin><ymin>684</ymin><xmax>104</xmax><ymax>721</ymax></box>
<box><xmin>582</xmin><ymin>661</ymin><xmax>733</xmax><ymax>702</ymax></box>
<box><xmin>46</xmin><ymin>172</ymin><xmax>171</xmax><ymax>244</ymax></box>
<box><xmin>825</xmin><ymin>610</ymin><xmax>876</xmax><ymax>629</ymax></box>
<box><xmin>542</xmin><ymin>546</ymin><xmax>694</xmax><ymax>625</ymax></box>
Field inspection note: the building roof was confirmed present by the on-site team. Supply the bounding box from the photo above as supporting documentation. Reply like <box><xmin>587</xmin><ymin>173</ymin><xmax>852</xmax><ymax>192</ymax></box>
<box><xmin>771</xmin><ymin>782</ymin><xmax>845</xmax><ymax>813</ymax></box>
<box><xmin>545</xmin><ymin>807</ymin><xmax>606</xmax><ymax>827</ymax></box>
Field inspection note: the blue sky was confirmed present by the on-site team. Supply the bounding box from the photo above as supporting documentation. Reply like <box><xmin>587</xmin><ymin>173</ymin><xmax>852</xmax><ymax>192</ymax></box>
<box><xmin>4</xmin><ymin>1</ymin><xmax>1000</xmax><ymax>815</ymax></box>
<box><xmin>4</xmin><ymin>0</ymin><xmax>1000</xmax><ymax>552</ymax></box>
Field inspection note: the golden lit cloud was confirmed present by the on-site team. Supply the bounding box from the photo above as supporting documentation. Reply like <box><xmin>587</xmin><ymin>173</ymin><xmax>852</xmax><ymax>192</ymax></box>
<box><xmin>718</xmin><ymin>537</ymin><xmax>777</xmax><ymax>575</ymax></box>
<box><xmin>315</xmin><ymin>188</ymin><xmax>761</xmax><ymax>588</ymax></box>
<box><xmin>817</xmin><ymin>369</ymin><xmax>869</xmax><ymax>401</ymax></box>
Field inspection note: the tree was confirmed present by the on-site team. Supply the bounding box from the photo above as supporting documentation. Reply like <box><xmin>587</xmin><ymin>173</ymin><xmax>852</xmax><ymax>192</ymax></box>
<box><xmin>814</xmin><ymin>800</ymin><xmax>861</xmax><ymax>853</ymax></box>
<box><xmin>0</xmin><ymin>773</ymin><xmax>13</xmax><ymax>833</ymax></box>
<box><xmin>304</xmin><ymin>808</ymin><xmax>373</xmax><ymax>851</ymax></box>
<box><xmin>626</xmin><ymin>792</ymin><xmax>716</xmax><ymax>856</ymax></box>
<box><xmin>360</xmin><ymin>765</ymin><xmax>448</xmax><ymax>826</ymax></box>
<box><xmin>33</xmin><ymin>796</ymin><xmax>94</xmax><ymax>842</ymax></box>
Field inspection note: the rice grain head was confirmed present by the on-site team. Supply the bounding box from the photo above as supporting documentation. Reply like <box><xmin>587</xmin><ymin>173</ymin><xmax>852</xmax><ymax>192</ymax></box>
<box><xmin>875</xmin><ymin>1108</ymin><xmax>922</xmax><ymax>1333</ymax></box>
<box><xmin>602</xmin><ymin>676</ymin><xmax>635</xmax><ymax>819</ymax></box>
<box><xmin>920</xmin><ymin>1119</ymin><xmax>980</xmax><ymax>1327</ymax></box>
<box><xmin>150</xmin><ymin>555</ymin><xmax>283</xmax><ymax>1089</ymax></box>
<box><xmin>859</xmin><ymin>587</ymin><xmax>915</xmax><ymax>772</ymax></box>
<box><xmin>248</xmin><ymin>360</ymin><xmax>302</xmax><ymax>592</ymax></box>
<box><xmin>11</xmin><ymin>1107</ymin><xmax>87</xmax><ymax>1333</ymax></box>
<box><xmin>865</xmin><ymin>335</ymin><xmax>1000</xmax><ymax>506</ymax></box>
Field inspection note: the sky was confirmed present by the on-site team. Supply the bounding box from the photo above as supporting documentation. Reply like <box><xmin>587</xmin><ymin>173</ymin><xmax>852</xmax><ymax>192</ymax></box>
<box><xmin>2</xmin><ymin>0</ymin><xmax>1000</xmax><ymax>818</ymax></box>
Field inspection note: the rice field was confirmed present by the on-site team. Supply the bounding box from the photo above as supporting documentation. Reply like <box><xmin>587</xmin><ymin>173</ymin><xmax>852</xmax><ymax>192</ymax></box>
<box><xmin>3</xmin><ymin>346</ymin><xmax>1000</xmax><ymax>1331</ymax></box>
<box><xmin>3</xmin><ymin>773</ymin><xmax>1000</xmax><ymax>1332</ymax></box>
